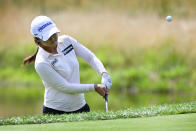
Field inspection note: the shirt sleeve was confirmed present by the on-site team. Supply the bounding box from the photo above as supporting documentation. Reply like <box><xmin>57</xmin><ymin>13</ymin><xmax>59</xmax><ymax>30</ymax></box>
<box><xmin>35</xmin><ymin>62</ymin><xmax>94</xmax><ymax>94</ymax></box>
<box><xmin>68</xmin><ymin>36</ymin><xmax>107</xmax><ymax>75</ymax></box>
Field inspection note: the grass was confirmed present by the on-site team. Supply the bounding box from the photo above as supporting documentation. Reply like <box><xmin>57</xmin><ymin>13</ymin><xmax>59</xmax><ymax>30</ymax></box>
<box><xmin>0</xmin><ymin>101</ymin><xmax>195</xmax><ymax>126</ymax></box>
<box><xmin>1</xmin><ymin>113</ymin><xmax>196</xmax><ymax>131</ymax></box>
<box><xmin>0</xmin><ymin>41</ymin><xmax>195</xmax><ymax>91</ymax></box>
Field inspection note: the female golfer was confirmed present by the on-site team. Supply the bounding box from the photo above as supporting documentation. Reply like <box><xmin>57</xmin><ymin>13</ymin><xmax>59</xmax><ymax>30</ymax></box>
<box><xmin>23</xmin><ymin>16</ymin><xmax>112</xmax><ymax>115</ymax></box>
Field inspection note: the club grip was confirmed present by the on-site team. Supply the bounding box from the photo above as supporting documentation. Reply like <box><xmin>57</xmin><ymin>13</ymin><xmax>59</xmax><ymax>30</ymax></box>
<box><xmin>105</xmin><ymin>94</ymin><xmax>108</xmax><ymax>102</ymax></box>
<box><xmin>105</xmin><ymin>85</ymin><xmax>108</xmax><ymax>102</ymax></box>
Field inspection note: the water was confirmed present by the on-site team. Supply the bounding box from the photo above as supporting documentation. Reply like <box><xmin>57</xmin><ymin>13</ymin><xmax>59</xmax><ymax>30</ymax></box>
<box><xmin>0</xmin><ymin>86</ymin><xmax>195</xmax><ymax>118</ymax></box>
<box><xmin>86</xmin><ymin>89</ymin><xmax>196</xmax><ymax>111</ymax></box>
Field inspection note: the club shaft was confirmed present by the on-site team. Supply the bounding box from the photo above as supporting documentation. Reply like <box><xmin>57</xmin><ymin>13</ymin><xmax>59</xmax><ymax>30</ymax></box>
<box><xmin>105</xmin><ymin>101</ymin><xmax>108</xmax><ymax>112</ymax></box>
<box><xmin>105</xmin><ymin>89</ymin><xmax>108</xmax><ymax>112</ymax></box>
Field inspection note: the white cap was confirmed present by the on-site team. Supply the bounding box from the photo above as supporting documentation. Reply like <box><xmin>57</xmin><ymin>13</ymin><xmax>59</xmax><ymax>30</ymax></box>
<box><xmin>30</xmin><ymin>16</ymin><xmax>60</xmax><ymax>41</ymax></box>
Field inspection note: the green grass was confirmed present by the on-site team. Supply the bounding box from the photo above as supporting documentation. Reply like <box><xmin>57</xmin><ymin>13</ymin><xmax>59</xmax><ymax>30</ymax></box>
<box><xmin>0</xmin><ymin>101</ymin><xmax>195</xmax><ymax>126</ymax></box>
<box><xmin>1</xmin><ymin>113</ymin><xmax>196</xmax><ymax>131</ymax></box>
<box><xmin>0</xmin><ymin>43</ymin><xmax>195</xmax><ymax>91</ymax></box>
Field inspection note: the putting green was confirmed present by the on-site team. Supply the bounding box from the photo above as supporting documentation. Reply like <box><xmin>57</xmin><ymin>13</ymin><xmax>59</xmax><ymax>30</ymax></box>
<box><xmin>1</xmin><ymin>113</ymin><xmax>196</xmax><ymax>131</ymax></box>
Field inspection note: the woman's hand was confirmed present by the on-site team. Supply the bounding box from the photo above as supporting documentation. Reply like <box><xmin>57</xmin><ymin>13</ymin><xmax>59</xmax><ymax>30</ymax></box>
<box><xmin>94</xmin><ymin>84</ymin><xmax>109</xmax><ymax>98</ymax></box>
<box><xmin>101</xmin><ymin>73</ymin><xmax>112</xmax><ymax>89</ymax></box>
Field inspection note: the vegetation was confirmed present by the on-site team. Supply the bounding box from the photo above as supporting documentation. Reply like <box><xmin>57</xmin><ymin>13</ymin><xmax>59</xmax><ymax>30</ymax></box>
<box><xmin>0</xmin><ymin>101</ymin><xmax>195</xmax><ymax>125</ymax></box>
<box><xmin>0</xmin><ymin>41</ymin><xmax>195</xmax><ymax>92</ymax></box>
<box><xmin>0</xmin><ymin>0</ymin><xmax>195</xmax><ymax>119</ymax></box>
<box><xmin>1</xmin><ymin>113</ymin><xmax>196</xmax><ymax>131</ymax></box>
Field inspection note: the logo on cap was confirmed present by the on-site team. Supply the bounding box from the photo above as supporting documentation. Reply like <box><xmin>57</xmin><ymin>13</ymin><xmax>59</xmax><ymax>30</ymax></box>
<box><xmin>38</xmin><ymin>22</ymin><xmax>52</xmax><ymax>32</ymax></box>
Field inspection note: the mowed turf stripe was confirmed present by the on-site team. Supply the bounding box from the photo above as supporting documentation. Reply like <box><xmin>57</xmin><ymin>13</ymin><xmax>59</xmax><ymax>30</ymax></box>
<box><xmin>1</xmin><ymin>113</ymin><xmax>196</xmax><ymax>131</ymax></box>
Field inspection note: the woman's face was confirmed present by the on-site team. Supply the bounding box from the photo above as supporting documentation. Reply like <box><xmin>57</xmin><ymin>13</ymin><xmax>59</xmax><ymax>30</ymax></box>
<box><xmin>39</xmin><ymin>33</ymin><xmax>58</xmax><ymax>47</ymax></box>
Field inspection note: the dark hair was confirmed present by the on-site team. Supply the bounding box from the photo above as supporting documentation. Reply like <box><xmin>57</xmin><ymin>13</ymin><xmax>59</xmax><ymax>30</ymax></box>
<box><xmin>23</xmin><ymin>37</ymin><xmax>39</xmax><ymax>66</ymax></box>
<box><xmin>23</xmin><ymin>47</ymin><xmax>39</xmax><ymax>66</ymax></box>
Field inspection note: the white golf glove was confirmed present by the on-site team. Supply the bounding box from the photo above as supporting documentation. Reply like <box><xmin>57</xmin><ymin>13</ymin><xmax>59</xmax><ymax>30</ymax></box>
<box><xmin>101</xmin><ymin>73</ymin><xmax>112</xmax><ymax>89</ymax></box>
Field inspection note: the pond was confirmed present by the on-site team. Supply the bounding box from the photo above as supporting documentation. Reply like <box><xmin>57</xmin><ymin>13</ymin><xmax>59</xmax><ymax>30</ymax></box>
<box><xmin>0</xmin><ymin>86</ymin><xmax>195</xmax><ymax>118</ymax></box>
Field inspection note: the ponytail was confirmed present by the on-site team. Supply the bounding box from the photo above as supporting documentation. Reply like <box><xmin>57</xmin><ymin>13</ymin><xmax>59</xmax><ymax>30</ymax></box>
<box><xmin>23</xmin><ymin>47</ymin><xmax>39</xmax><ymax>66</ymax></box>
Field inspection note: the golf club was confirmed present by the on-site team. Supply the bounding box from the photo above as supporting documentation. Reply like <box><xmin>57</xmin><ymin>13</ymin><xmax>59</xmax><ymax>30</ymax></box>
<box><xmin>105</xmin><ymin>86</ymin><xmax>108</xmax><ymax>112</ymax></box>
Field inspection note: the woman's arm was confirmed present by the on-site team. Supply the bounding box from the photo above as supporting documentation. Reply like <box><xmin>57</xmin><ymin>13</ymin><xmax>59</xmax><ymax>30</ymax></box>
<box><xmin>35</xmin><ymin>62</ymin><xmax>95</xmax><ymax>94</ymax></box>
<box><xmin>68</xmin><ymin>36</ymin><xmax>107</xmax><ymax>75</ymax></box>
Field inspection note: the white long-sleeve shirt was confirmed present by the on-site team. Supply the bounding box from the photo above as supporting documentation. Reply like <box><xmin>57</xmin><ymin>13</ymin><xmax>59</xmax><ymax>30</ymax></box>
<box><xmin>35</xmin><ymin>35</ymin><xmax>107</xmax><ymax>112</ymax></box>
